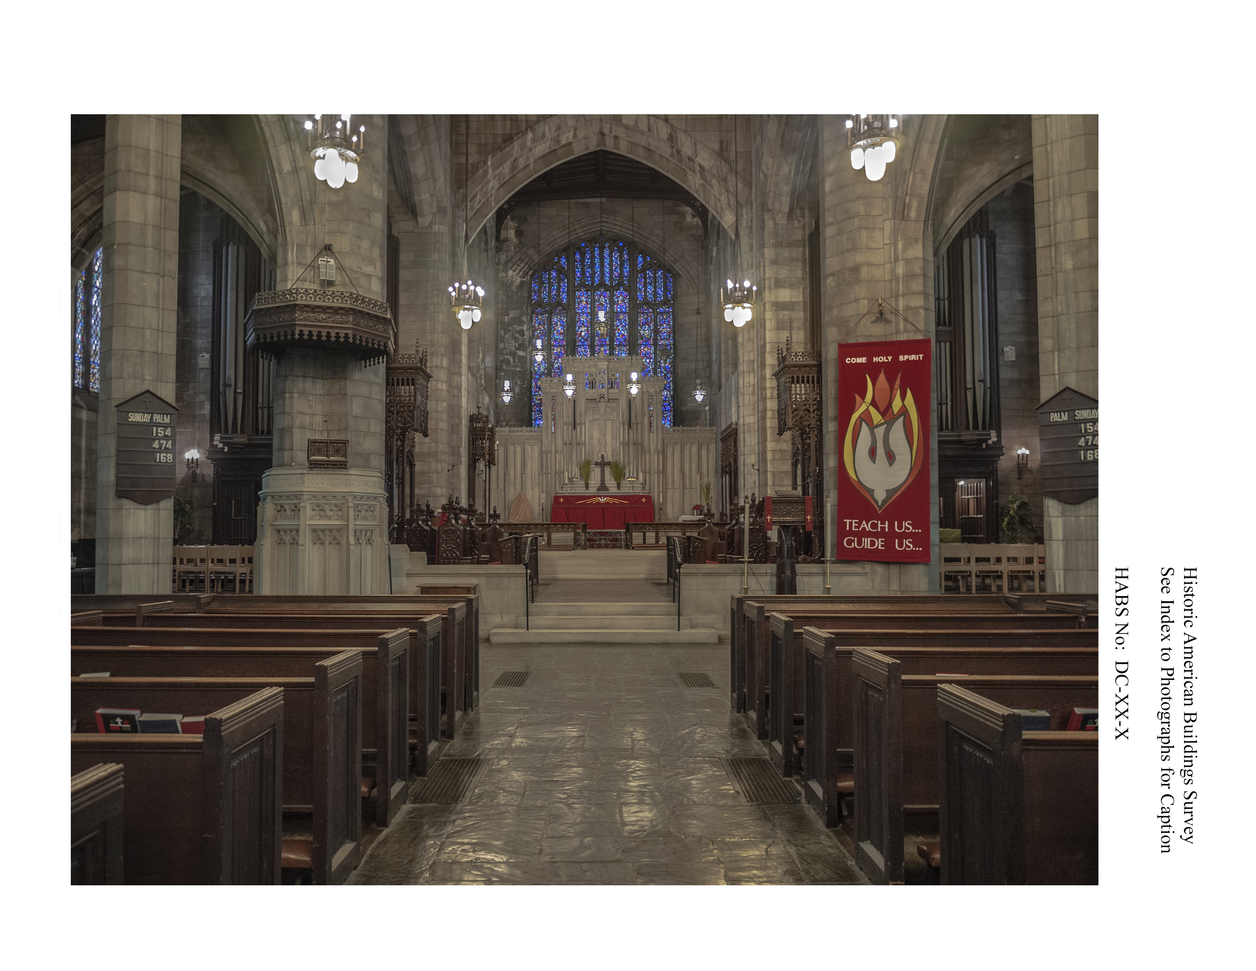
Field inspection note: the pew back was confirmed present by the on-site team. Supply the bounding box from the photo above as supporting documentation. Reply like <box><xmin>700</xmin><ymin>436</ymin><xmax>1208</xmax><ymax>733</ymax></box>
<box><xmin>70</xmin><ymin>687</ymin><xmax>284</xmax><ymax>884</ymax></box>
<box><xmin>850</xmin><ymin>649</ymin><xmax>1097</xmax><ymax>884</ymax></box>
<box><xmin>937</xmin><ymin>683</ymin><xmax>1098</xmax><ymax>884</ymax></box>
<box><xmin>71</xmin><ymin>763</ymin><xmax>125</xmax><ymax>884</ymax></box>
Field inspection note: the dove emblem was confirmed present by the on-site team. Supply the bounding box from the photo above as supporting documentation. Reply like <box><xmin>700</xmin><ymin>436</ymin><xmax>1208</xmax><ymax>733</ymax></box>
<box><xmin>852</xmin><ymin>413</ymin><xmax>913</xmax><ymax>509</ymax></box>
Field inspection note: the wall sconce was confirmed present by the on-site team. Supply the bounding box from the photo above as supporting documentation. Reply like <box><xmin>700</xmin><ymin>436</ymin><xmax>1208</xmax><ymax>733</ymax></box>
<box><xmin>185</xmin><ymin>447</ymin><xmax>201</xmax><ymax>481</ymax></box>
<box><xmin>500</xmin><ymin>379</ymin><xmax>513</xmax><ymax>405</ymax></box>
<box><xmin>1016</xmin><ymin>447</ymin><xmax>1030</xmax><ymax>479</ymax></box>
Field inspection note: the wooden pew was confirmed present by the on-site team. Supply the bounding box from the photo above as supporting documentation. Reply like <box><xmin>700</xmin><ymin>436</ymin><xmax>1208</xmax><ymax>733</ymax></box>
<box><xmin>70</xmin><ymin>659</ymin><xmax>365</xmax><ymax>884</ymax></box>
<box><xmin>799</xmin><ymin>627</ymin><xmax>1099</xmax><ymax>829</ymax></box>
<box><xmin>730</xmin><ymin>594</ymin><xmax>1015</xmax><ymax>714</ymax></box>
<box><xmin>71</xmin><ymin>763</ymin><xmax>125</xmax><ymax>884</ymax></box>
<box><xmin>200</xmin><ymin>592</ymin><xmax>481</xmax><ymax>713</ymax></box>
<box><xmin>850</xmin><ymin>648</ymin><xmax>1098</xmax><ymax>884</ymax></box>
<box><xmin>762</xmin><ymin>609</ymin><xmax>1084</xmax><ymax>769</ymax></box>
<box><xmin>94</xmin><ymin>607</ymin><xmax>462</xmax><ymax>750</ymax></box>
<box><xmin>70</xmin><ymin>629</ymin><xmax>413</xmax><ymax>827</ymax></box>
<box><xmin>748</xmin><ymin>606</ymin><xmax>1083</xmax><ymax>743</ymax></box>
<box><xmin>936</xmin><ymin>683</ymin><xmax>1098</xmax><ymax>884</ymax></box>
<box><xmin>70</xmin><ymin>687</ymin><xmax>284</xmax><ymax>884</ymax></box>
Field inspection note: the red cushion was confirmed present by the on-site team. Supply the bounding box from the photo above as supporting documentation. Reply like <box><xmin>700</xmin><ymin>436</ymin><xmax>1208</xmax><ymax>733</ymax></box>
<box><xmin>835</xmin><ymin>772</ymin><xmax>854</xmax><ymax>794</ymax></box>
<box><xmin>282</xmin><ymin>838</ymin><xmax>312</xmax><ymax>868</ymax></box>
<box><xmin>918</xmin><ymin>840</ymin><xmax>942</xmax><ymax>869</ymax></box>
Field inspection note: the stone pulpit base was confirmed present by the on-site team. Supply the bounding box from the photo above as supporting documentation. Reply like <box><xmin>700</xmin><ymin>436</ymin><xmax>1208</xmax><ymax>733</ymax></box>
<box><xmin>255</xmin><ymin>467</ymin><xmax>390</xmax><ymax>594</ymax></box>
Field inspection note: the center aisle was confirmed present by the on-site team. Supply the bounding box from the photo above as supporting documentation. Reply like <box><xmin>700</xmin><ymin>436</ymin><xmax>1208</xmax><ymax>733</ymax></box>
<box><xmin>347</xmin><ymin>642</ymin><xmax>866</xmax><ymax>885</ymax></box>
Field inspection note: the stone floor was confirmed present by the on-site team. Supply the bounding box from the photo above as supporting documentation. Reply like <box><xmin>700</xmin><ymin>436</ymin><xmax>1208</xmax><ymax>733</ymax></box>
<box><xmin>347</xmin><ymin>642</ymin><xmax>868</xmax><ymax>885</ymax></box>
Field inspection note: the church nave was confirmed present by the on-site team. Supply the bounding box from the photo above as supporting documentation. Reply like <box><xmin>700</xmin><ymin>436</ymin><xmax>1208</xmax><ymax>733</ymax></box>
<box><xmin>347</xmin><ymin>643</ymin><xmax>867</xmax><ymax>885</ymax></box>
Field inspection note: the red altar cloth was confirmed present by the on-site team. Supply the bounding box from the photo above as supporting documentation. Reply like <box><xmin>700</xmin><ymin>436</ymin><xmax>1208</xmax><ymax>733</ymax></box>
<box><xmin>550</xmin><ymin>493</ymin><xmax>654</xmax><ymax>530</ymax></box>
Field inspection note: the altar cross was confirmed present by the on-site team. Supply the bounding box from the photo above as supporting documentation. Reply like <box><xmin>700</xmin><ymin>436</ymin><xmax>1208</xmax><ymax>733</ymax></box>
<box><xmin>593</xmin><ymin>453</ymin><xmax>612</xmax><ymax>493</ymax></box>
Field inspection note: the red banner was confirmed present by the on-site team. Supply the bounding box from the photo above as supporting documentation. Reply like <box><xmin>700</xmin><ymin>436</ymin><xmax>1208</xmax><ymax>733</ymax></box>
<box><xmin>835</xmin><ymin>339</ymin><xmax>931</xmax><ymax>562</ymax></box>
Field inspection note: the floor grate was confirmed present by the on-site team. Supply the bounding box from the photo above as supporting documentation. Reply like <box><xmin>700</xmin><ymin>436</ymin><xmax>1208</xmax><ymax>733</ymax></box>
<box><xmin>493</xmin><ymin>670</ymin><xmax>531</xmax><ymax>687</ymax></box>
<box><xmin>723</xmin><ymin>758</ymin><xmax>802</xmax><ymax>805</ymax></box>
<box><xmin>409</xmin><ymin>758</ymin><xmax>485</xmax><ymax>805</ymax></box>
<box><xmin>678</xmin><ymin>672</ymin><xmax>716</xmax><ymax>688</ymax></box>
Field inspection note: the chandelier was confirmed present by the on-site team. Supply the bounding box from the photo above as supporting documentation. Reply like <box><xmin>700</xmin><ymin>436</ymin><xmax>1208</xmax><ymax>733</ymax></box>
<box><xmin>693</xmin><ymin>382</ymin><xmax>707</xmax><ymax>403</ymax></box>
<box><xmin>847</xmin><ymin>114</ymin><xmax>902</xmax><ymax>182</ymax></box>
<box><xmin>501</xmin><ymin>379</ymin><xmax>513</xmax><ymax>404</ymax></box>
<box><xmin>563</xmin><ymin>373</ymin><xmax>576</xmax><ymax>398</ymax></box>
<box><xmin>628</xmin><ymin>371</ymin><xmax>641</xmax><ymax>396</ymax></box>
<box><xmin>449</xmin><ymin>279</ymin><xmax>484</xmax><ymax>330</ymax></box>
<box><xmin>450</xmin><ymin>115</ymin><xmax>486</xmax><ymax>330</ymax></box>
<box><xmin>304</xmin><ymin>115</ymin><xmax>365</xmax><ymax>189</ymax></box>
<box><xmin>533</xmin><ymin>337</ymin><xmax>545</xmax><ymax>365</ymax></box>
<box><xmin>722</xmin><ymin>278</ymin><xmax>757</xmax><ymax>328</ymax></box>
<box><xmin>723</xmin><ymin>117</ymin><xmax>757</xmax><ymax>328</ymax></box>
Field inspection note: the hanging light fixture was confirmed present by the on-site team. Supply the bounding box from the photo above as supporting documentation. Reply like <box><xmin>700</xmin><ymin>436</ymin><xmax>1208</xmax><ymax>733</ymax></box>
<box><xmin>563</xmin><ymin>373</ymin><xmax>576</xmax><ymax>398</ymax></box>
<box><xmin>450</xmin><ymin>115</ymin><xmax>486</xmax><ymax>330</ymax></box>
<box><xmin>846</xmin><ymin>114</ymin><xmax>902</xmax><ymax>182</ymax></box>
<box><xmin>693</xmin><ymin>382</ymin><xmax>707</xmax><ymax>403</ymax></box>
<box><xmin>533</xmin><ymin>337</ymin><xmax>545</xmax><ymax>365</ymax></box>
<box><xmin>628</xmin><ymin>371</ymin><xmax>641</xmax><ymax>396</ymax></box>
<box><xmin>501</xmin><ymin>379</ymin><xmax>513</xmax><ymax>404</ymax></box>
<box><xmin>722</xmin><ymin>116</ymin><xmax>757</xmax><ymax>328</ymax></box>
<box><xmin>304</xmin><ymin>115</ymin><xmax>365</xmax><ymax>189</ymax></box>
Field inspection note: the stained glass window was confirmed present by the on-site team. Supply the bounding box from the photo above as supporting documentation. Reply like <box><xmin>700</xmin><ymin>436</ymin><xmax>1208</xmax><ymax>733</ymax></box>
<box><xmin>73</xmin><ymin>246</ymin><xmax>103</xmax><ymax>392</ymax></box>
<box><xmin>530</xmin><ymin>237</ymin><xmax>674</xmax><ymax>427</ymax></box>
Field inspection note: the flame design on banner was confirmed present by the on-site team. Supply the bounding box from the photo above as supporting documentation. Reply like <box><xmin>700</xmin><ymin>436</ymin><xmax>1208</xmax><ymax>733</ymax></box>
<box><xmin>842</xmin><ymin>368</ymin><xmax>924</xmax><ymax>511</ymax></box>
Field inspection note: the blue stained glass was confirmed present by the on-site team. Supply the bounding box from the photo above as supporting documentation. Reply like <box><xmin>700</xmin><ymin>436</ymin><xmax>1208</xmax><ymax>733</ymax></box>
<box><xmin>532</xmin><ymin>370</ymin><xmax>544</xmax><ymax>426</ymax></box>
<box><xmin>636</xmin><ymin>264</ymin><xmax>645</xmax><ymax>301</ymax></box>
<box><xmin>559</xmin><ymin>257</ymin><xmax>568</xmax><ymax>303</ymax></box>
<box><xmin>665</xmin><ymin>272</ymin><xmax>673</xmax><ymax>302</ymax></box>
<box><xmin>575</xmin><ymin>290</ymin><xmax>591</xmax><ymax>356</ymax></box>
<box><xmin>551</xmin><ymin>310</ymin><xmax>566</xmax><ymax>374</ymax></box>
<box><xmin>89</xmin><ymin>248</ymin><xmax>102</xmax><ymax>392</ymax></box>
<box><xmin>614</xmin><ymin>288</ymin><xmax>629</xmax><ymax>355</ymax></box>
<box><xmin>74</xmin><ymin>278</ymin><xmax>85</xmax><ymax>387</ymax></box>
<box><xmin>595</xmin><ymin>290</ymin><xmax>610</xmax><ymax>356</ymax></box>
<box><xmin>531</xmin><ymin>273</ymin><xmax>539</xmax><ymax>303</ymax></box>
<box><xmin>639</xmin><ymin>309</ymin><xmax>654</xmax><ymax>377</ymax></box>
<box><xmin>602</xmin><ymin>244</ymin><xmax>610</xmax><ymax>287</ymax></box>
<box><xmin>663</xmin><ymin>382</ymin><xmax>673</xmax><ymax>427</ymax></box>
<box><xmin>574</xmin><ymin>245</ymin><xmax>585</xmax><ymax>286</ymax></box>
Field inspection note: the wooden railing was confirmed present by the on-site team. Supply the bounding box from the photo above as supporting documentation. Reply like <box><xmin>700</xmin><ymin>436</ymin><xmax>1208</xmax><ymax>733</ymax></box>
<box><xmin>940</xmin><ymin>543</ymin><xmax>1044</xmax><ymax>594</ymax></box>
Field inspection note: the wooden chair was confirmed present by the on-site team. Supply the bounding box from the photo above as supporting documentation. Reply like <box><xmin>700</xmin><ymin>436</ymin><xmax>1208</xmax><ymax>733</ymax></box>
<box><xmin>1004</xmin><ymin>544</ymin><xmax>1039</xmax><ymax>593</ymax></box>
<box><xmin>939</xmin><ymin>544</ymin><xmax>974</xmax><ymax>593</ymax></box>
<box><xmin>207</xmin><ymin>546</ymin><xmax>240</xmax><ymax>593</ymax></box>
<box><xmin>973</xmin><ymin>544</ymin><xmax>1007</xmax><ymax>594</ymax></box>
<box><xmin>234</xmin><ymin>546</ymin><xmax>254</xmax><ymax>593</ymax></box>
<box><xmin>174</xmin><ymin>546</ymin><xmax>208</xmax><ymax>593</ymax></box>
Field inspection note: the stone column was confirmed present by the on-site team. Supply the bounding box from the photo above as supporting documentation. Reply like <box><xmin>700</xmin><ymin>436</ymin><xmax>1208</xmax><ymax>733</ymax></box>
<box><xmin>1032</xmin><ymin>115</ymin><xmax>1099</xmax><ymax>595</ymax></box>
<box><xmin>255</xmin><ymin>115</ymin><xmax>391</xmax><ymax>594</ymax></box>
<box><xmin>818</xmin><ymin>115</ymin><xmax>935</xmax><ymax>593</ymax></box>
<box><xmin>95</xmin><ymin>115</ymin><xmax>182</xmax><ymax>594</ymax></box>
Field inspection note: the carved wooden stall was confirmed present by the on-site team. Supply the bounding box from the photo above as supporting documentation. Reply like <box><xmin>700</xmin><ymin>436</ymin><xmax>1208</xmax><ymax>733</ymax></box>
<box><xmin>468</xmin><ymin>407</ymin><xmax>496</xmax><ymax>519</ymax></box>
<box><xmin>774</xmin><ymin>337</ymin><xmax>823</xmax><ymax>553</ymax></box>
<box><xmin>385</xmin><ymin>344</ymin><xmax>431</xmax><ymax>536</ymax></box>
<box><xmin>719</xmin><ymin>421</ymin><xmax>738</xmax><ymax>519</ymax></box>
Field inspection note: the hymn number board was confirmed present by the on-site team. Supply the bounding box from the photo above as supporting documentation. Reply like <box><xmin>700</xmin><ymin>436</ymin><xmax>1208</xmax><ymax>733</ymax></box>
<box><xmin>1036</xmin><ymin>387</ymin><xmax>1097</xmax><ymax>504</ymax></box>
<box><xmin>115</xmin><ymin>390</ymin><xmax>179</xmax><ymax>505</ymax></box>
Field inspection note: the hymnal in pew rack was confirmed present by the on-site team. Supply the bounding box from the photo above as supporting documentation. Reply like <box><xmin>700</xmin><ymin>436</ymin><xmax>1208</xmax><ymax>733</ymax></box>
<box><xmin>94</xmin><ymin>707</ymin><xmax>141</xmax><ymax>733</ymax></box>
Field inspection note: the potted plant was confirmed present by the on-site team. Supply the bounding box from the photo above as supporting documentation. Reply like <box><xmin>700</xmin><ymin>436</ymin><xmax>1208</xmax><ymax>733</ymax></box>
<box><xmin>579</xmin><ymin>458</ymin><xmax>592</xmax><ymax>489</ymax></box>
<box><xmin>700</xmin><ymin>481</ymin><xmax>712</xmax><ymax>516</ymax></box>
<box><xmin>999</xmin><ymin>495</ymin><xmax>1035</xmax><ymax>544</ymax></box>
<box><xmin>609</xmin><ymin>459</ymin><xmax>626</xmax><ymax>490</ymax></box>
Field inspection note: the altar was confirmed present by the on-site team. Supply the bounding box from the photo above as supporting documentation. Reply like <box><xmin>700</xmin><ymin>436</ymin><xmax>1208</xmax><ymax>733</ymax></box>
<box><xmin>489</xmin><ymin>354</ymin><xmax>715</xmax><ymax>529</ymax></box>
<box><xmin>550</xmin><ymin>493</ymin><xmax>654</xmax><ymax>530</ymax></box>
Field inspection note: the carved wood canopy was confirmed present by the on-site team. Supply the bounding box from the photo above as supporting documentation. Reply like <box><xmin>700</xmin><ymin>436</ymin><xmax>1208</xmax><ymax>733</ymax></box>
<box><xmin>720</xmin><ymin>421</ymin><xmax>738</xmax><ymax>473</ymax></box>
<box><xmin>469</xmin><ymin>407</ymin><xmax>496</xmax><ymax>467</ymax></box>
<box><xmin>387</xmin><ymin>344</ymin><xmax>431</xmax><ymax>440</ymax></box>
<box><xmin>246</xmin><ymin>287</ymin><xmax>395</xmax><ymax>365</ymax></box>
<box><xmin>774</xmin><ymin>336</ymin><xmax>822</xmax><ymax>437</ymax></box>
